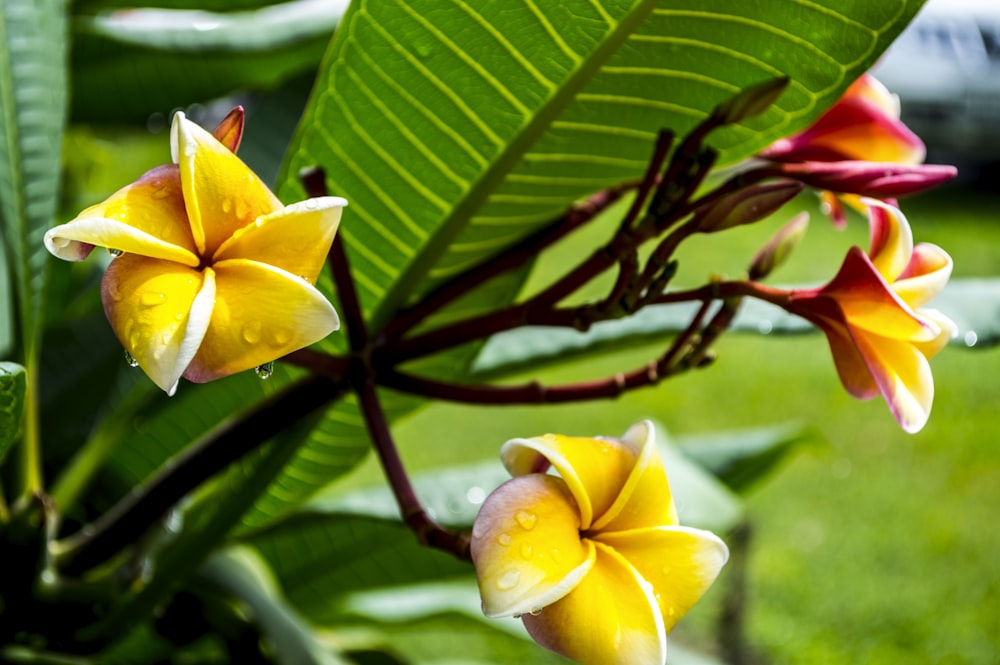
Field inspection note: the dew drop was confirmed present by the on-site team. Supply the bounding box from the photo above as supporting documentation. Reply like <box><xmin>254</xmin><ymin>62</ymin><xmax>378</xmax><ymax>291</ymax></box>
<box><xmin>496</xmin><ymin>569</ymin><xmax>520</xmax><ymax>591</ymax></box>
<box><xmin>964</xmin><ymin>330</ymin><xmax>978</xmax><ymax>347</ymax></box>
<box><xmin>520</xmin><ymin>543</ymin><xmax>534</xmax><ymax>560</ymax></box>
<box><xmin>515</xmin><ymin>510</ymin><xmax>537</xmax><ymax>530</ymax></box>
<box><xmin>466</xmin><ymin>486</ymin><xmax>486</xmax><ymax>505</ymax></box>
<box><xmin>108</xmin><ymin>248</ymin><xmax>124</xmax><ymax>257</ymax></box>
<box><xmin>529</xmin><ymin>608</ymin><xmax>543</xmax><ymax>617</ymax></box>
<box><xmin>242</xmin><ymin>320</ymin><xmax>262</xmax><ymax>344</ymax></box>
<box><xmin>124</xmin><ymin>349</ymin><xmax>139</xmax><ymax>368</ymax></box>
<box><xmin>255</xmin><ymin>362</ymin><xmax>274</xmax><ymax>380</ymax></box>
<box><xmin>269</xmin><ymin>329</ymin><xmax>292</xmax><ymax>347</ymax></box>
<box><xmin>221</xmin><ymin>199</ymin><xmax>234</xmax><ymax>213</ymax></box>
<box><xmin>757</xmin><ymin>319</ymin><xmax>773</xmax><ymax>335</ymax></box>
<box><xmin>140</xmin><ymin>291</ymin><xmax>166</xmax><ymax>307</ymax></box>
<box><xmin>668</xmin><ymin>607</ymin><xmax>676</xmax><ymax>617</ymax></box>
<box><xmin>661</xmin><ymin>566</ymin><xmax>672</xmax><ymax>576</ymax></box>
<box><xmin>304</xmin><ymin>198</ymin><xmax>318</xmax><ymax>210</ymax></box>
<box><xmin>549</xmin><ymin>548</ymin><xmax>563</xmax><ymax>565</ymax></box>
<box><xmin>496</xmin><ymin>532</ymin><xmax>512</xmax><ymax>546</ymax></box>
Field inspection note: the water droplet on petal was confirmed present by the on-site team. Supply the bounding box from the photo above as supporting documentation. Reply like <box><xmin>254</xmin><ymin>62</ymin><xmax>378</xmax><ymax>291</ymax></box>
<box><xmin>124</xmin><ymin>349</ymin><xmax>139</xmax><ymax>368</ymax></box>
<box><xmin>496</xmin><ymin>569</ymin><xmax>520</xmax><ymax>591</ymax></box>
<box><xmin>140</xmin><ymin>291</ymin><xmax>166</xmax><ymax>307</ymax></box>
<box><xmin>221</xmin><ymin>199</ymin><xmax>234</xmax><ymax>213</ymax></box>
<box><xmin>529</xmin><ymin>608</ymin><xmax>543</xmax><ymax>616</ymax></box>
<box><xmin>242</xmin><ymin>321</ymin><xmax>262</xmax><ymax>344</ymax></box>
<box><xmin>108</xmin><ymin>248</ymin><xmax>124</xmax><ymax>257</ymax></box>
<box><xmin>661</xmin><ymin>566</ymin><xmax>672</xmax><ymax>576</ymax></box>
<box><xmin>304</xmin><ymin>198</ymin><xmax>318</xmax><ymax>210</ymax></box>
<box><xmin>515</xmin><ymin>510</ymin><xmax>537</xmax><ymax>530</ymax></box>
<box><xmin>255</xmin><ymin>362</ymin><xmax>274</xmax><ymax>379</ymax></box>
<box><xmin>757</xmin><ymin>320</ymin><xmax>773</xmax><ymax>335</ymax></box>
<box><xmin>466</xmin><ymin>486</ymin><xmax>486</xmax><ymax>505</ymax></box>
<box><xmin>520</xmin><ymin>543</ymin><xmax>534</xmax><ymax>559</ymax></box>
<box><xmin>496</xmin><ymin>532</ymin><xmax>512</xmax><ymax>546</ymax></box>
<box><xmin>550</xmin><ymin>548</ymin><xmax>563</xmax><ymax>565</ymax></box>
<box><xmin>269</xmin><ymin>329</ymin><xmax>292</xmax><ymax>347</ymax></box>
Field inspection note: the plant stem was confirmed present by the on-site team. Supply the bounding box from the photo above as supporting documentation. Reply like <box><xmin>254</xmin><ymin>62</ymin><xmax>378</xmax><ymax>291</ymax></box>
<box><xmin>355</xmin><ymin>375</ymin><xmax>470</xmax><ymax>561</ymax></box>
<box><xmin>19</xmin><ymin>347</ymin><xmax>42</xmax><ymax>499</ymax></box>
<box><xmin>54</xmin><ymin>375</ymin><xmax>346</xmax><ymax>575</ymax></box>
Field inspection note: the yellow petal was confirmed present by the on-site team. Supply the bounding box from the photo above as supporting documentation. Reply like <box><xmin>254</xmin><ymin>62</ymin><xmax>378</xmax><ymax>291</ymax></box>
<box><xmin>590</xmin><ymin>421</ymin><xmax>679</xmax><ymax>532</ymax></box>
<box><xmin>865</xmin><ymin>199</ymin><xmax>913</xmax><ymax>283</ymax></box>
<box><xmin>471</xmin><ymin>475</ymin><xmax>595</xmax><ymax>618</ymax></box>
<box><xmin>594</xmin><ymin>526</ymin><xmax>729</xmax><ymax>634</ymax></box>
<box><xmin>521</xmin><ymin>541</ymin><xmax>667</xmax><ymax>665</ymax></box>
<box><xmin>172</xmin><ymin>112</ymin><xmax>282</xmax><ymax>256</ymax></box>
<box><xmin>45</xmin><ymin>165</ymin><xmax>199</xmax><ymax>266</ymax></box>
<box><xmin>213</xmin><ymin>196</ymin><xmax>347</xmax><ymax>283</ymax></box>
<box><xmin>182</xmin><ymin>259</ymin><xmax>339</xmax><ymax>383</ymax></box>
<box><xmin>501</xmin><ymin>432</ymin><xmax>639</xmax><ymax>529</ymax></box>
<box><xmin>854</xmin><ymin>328</ymin><xmax>934</xmax><ymax>433</ymax></box>
<box><xmin>101</xmin><ymin>254</ymin><xmax>214</xmax><ymax>394</ymax></box>
<box><xmin>893</xmin><ymin>243</ymin><xmax>952</xmax><ymax>308</ymax></box>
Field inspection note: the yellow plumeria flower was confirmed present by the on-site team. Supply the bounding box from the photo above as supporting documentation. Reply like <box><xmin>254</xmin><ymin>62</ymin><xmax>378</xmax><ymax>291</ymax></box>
<box><xmin>471</xmin><ymin>421</ymin><xmax>729</xmax><ymax>665</ymax></box>
<box><xmin>45</xmin><ymin>110</ymin><xmax>346</xmax><ymax>395</ymax></box>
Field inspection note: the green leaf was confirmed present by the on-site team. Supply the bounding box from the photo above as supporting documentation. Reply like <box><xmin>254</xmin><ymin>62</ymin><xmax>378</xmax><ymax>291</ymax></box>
<box><xmin>279</xmin><ymin>0</ymin><xmax>924</xmax><ymax>333</ymax></box>
<box><xmin>200</xmin><ymin>546</ymin><xmax>352</xmax><ymax>665</ymax></box>
<box><xmin>241</xmin><ymin>512</ymin><xmax>471</xmax><ymax>625</ymax></box>
<box><xmin>472</xmin><ymin>278</ymin><xmax>998</xmax><ymax>376</ymax></box>
<box><xmin>0</xmin><ymin>361</ymin><xmax>26</xmax><ymax>465</ymax></box>
<box><xmin>70</xmin><ymin>1</ymin><xmax>348</xmax><ymax>123</ymax></box>
<box><xmin>677</xmin><ymin>422</ymin><xmax>822</xmax><ymax>493</ymax></box>
<box><xmin>0</xmin><ymin>0</ymin><xmax>68</xmax><ymax>347</ymax></box>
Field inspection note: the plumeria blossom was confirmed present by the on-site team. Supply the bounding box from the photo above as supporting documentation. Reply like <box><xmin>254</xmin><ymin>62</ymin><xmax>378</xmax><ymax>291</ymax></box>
<box><xmin>770</xmin><ymin>199</ymin><xmax>956</xmax><ymax>433</ymax></box>
<box><xmin>45</xmin><ymin>109</ymin><xmax>346</xmax><ymax>395</ymax></box>
<box><xmin>471</xmin><ymin>421</ymin><xmax>729</xmax><ymax>665</ymax></box>
<box><xmin>759</xmin><ymin>74</ymin><xmax>952</xmax><ymax>225</ymax></box>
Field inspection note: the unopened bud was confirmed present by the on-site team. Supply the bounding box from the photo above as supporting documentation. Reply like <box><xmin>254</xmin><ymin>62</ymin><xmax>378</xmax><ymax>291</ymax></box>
<box><xmin>777</xmin><ymin>161</ymin><xmax>957</xmax><ymax>198</ymax></box>
<box><xmin>713</xmin><ymin>77</ymin><xmax>790</xmax><ymax>125</ymax></box>
<box><xmin>749</xmin><ymin>212</ymin><xmax>810</xmax><ymax>281</ymax></box>
<box><xmin>694</xmin><ymin>181</ymin><xmax>803</xmax><ymax>233</ymax></box>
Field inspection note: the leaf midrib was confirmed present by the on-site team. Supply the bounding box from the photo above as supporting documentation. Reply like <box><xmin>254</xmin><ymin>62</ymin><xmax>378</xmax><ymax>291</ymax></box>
<box><xmin>365</xmin><ymin>0</ymin><xmax>662</xmax><ymax>334</ymax></box>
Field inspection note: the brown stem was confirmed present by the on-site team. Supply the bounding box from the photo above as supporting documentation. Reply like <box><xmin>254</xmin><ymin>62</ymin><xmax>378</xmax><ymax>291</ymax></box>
<box><xmin>354</xmin><ymin>376</ymin><xmax>471</xmax><ymax>561</ymax></box>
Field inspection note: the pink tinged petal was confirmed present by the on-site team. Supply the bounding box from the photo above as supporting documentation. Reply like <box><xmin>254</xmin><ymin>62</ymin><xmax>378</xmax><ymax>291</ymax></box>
<box><xmin>853</xmin><ymin>330</ymin><xmax>935</xmax><ymax>433</ymax></box>
<box><xmin>182</xmin><ymin>259</ymin><xmax>339</xmax><ymax>383</ymax></box>
<box><xmin>172</xmin><ymin>112</ymin><xmax>282</xmax><ymax>257</ymax></box>
<box><xmin>819</xmin><ymin>247</ymin><xmax>937</xmax><ymax>342</ymax></box>
<box><xmin>101</xmin><ymin>255</ymin><xmax>214</xmax><ymax>394</ymax></box>
<box><xmin>521</xmin><ymin>541</ymin><xmax>667</xmax><ymax>665</ymax></box>
<box><xmin>894</xmin><ymin>243</ymin><xmax>953</xmax><ymax>307</ymax></box>
<box><xmin>471</xmin><ymin>475</ymin><xmax>595</xmax><ymax>619</ymax></box>
<box><xmin>865</xmin><ymin>199</ymin><xmax>913</xmax><ymax>281</ymax></box>
<box><xmin>45</xmin><ymin>165</ymin><xmax>199</xmax><ymax>265</ymax></box>
<box><xmin>823</xmin><ymin>314</ymin><xmax>881</xmax><ymax>401</ymax></box>
<box><xmin>590</xmin><ymin>421</ymin><xmax>679</xmax><ymax>532</ymax></box>
<box><xmin>501</xmin><ymin>433</ymin><xmax>639</xmax><ymax>529</ymax></box>
<box><xmin>213</xmin><ymin>196</ymin><xmax>347</xmax><ymax>283</ymax></box>
<box><xmin>594</xmin><ymin>526</ymin><xmax>729</xmax><ymax>633</ymax></box>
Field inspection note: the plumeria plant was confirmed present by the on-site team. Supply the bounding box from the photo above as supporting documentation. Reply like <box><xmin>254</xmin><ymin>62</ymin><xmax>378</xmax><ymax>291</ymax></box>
<box><xmin>0</xmin><ymin>1</ymin><xmax>989</xmax><ymax>664</ymax></box>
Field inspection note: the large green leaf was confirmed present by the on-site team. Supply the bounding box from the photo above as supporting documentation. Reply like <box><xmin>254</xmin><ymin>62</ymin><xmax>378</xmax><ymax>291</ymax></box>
<box><xmin>0</xmin><ymin>0</ymin><xmax>68</xmax><ymax>347</ymax></box>
<box><xmin>70</xmin><ymin>0</ymin><xmax>348</xmax><ymax>123</ymax></box>
<box><xmin>278</xmin><ymin>0</ymin><xmax>924</xmax><ymax>332</ymax></box>
<box><xmin>0</xmin><ymin>361</ymin><xmax>26</xmax><ymax>465</ymax></box>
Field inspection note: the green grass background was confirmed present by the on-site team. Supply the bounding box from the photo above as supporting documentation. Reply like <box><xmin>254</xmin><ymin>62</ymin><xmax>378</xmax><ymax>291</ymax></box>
<box><xmin>350</xmin><ymin>185</ymin><xmax>1000</xmax><ymax>664</ymax></box>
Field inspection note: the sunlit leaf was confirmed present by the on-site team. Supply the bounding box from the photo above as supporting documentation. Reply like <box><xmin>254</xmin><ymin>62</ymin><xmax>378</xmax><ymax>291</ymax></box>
<box><xmin>0</xmin><ymin>361</ymin><xmax>26</xmax><ymax>465</ymax></box>
<box><xmin>0</xmin><ymin>0</ymin><xmax>68</xmax><ymax>347</ymax></box>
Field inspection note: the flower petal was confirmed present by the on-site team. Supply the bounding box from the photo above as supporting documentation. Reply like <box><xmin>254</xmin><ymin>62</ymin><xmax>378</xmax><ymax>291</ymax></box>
<box><xmin>182</xmin><ymin>259</ymin><xmax>339</xmax><ymax>383</ymax></box>
<box><xmin>894</xmin><ymin>243</ymin><xmax>953</xmax><ymax>308</ymax></box>
<box><xmin>594</xmin><ymin>526</ymin><xmax>729</xmax><ymax>634</ymax></box>
<box><xmin>45</xmin><ymin>165</ymin><xmax>198</xmax><ymax>265</ymax></box>
<box><xmin>471</xmin><ymin>474</ymin><xmax>595</xmax><ymax>619</ymax></box>
<box><xmin>521</xmin><ymin>541</ymin><xmax>667</xmax><ymax>665</ymax></box>
<box><xmin>865</xmin><ymin>199</ymin><xmax>913</xmax><ymax>282</ymax></box>
<box><xmin>172</xmin><ymin>112</ymin><xmax>282</xmax><ymax>256</ymax></box>
<box><xmin>211</xmin><ymin>106</ymin><xmax>244</xmax><ymax>153</ymax></box>
<box><xmin>854</xmin><ymin>328</ymin><xmax>935</xmax><ymax>433</ymax></box>
<box><xmin>212</xmin><ymin>196</ymin><xmax>347</xmax><ymax>283</ymax></box>
<box><xmin>820</xmin><ymin>247</ymin><xmax>937</xmax><ymax>342</ymax></box>
<box><xmin>501</xmin><ymin>433</ymin><xmax>639</xmax><ymax>529</ymax></box>
<box><xmin>590</xmin><ymin>421</ymin><xmax>679</xmax><ymax>532</ymax></box>
<box><xmin>101</xmin><ymin>254</ymin><xmax>214</xmax><ymax>394</ymax></box>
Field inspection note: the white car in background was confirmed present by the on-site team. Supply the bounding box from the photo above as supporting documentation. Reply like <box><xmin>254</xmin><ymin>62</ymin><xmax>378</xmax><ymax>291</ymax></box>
<box><xmin>871</xmin><ymin>0</ymin><xmax>1000</xmax><ymax>160</ymax></box>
